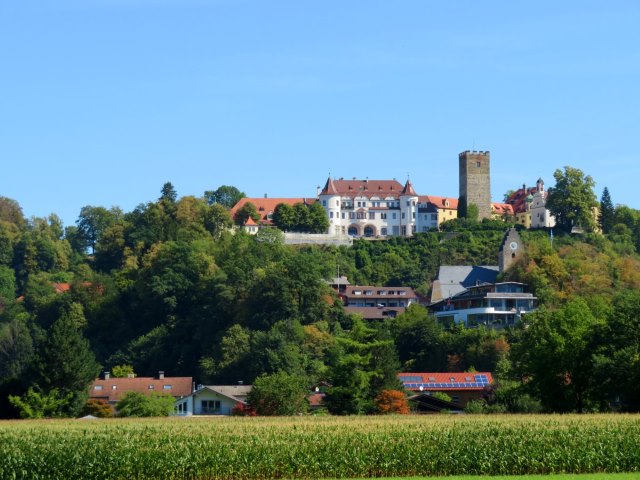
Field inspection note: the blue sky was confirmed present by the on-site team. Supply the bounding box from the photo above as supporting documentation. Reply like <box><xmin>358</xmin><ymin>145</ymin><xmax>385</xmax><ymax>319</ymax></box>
<box><xmin>1</xmin><ymin>1</ymin><xmax>639</xmax><ymax>227</ymax></box>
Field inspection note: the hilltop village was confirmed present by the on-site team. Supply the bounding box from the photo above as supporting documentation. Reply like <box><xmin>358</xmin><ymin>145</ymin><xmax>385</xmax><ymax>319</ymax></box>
<box><xmin>231</xmin><ymin>150</ymin><xmax>555</xmax><ymax>239</ymax></box>
<box><xmin>1</xmin><ymin>150</ymin><xmax>640</xmax><ymax>419</ymax></box>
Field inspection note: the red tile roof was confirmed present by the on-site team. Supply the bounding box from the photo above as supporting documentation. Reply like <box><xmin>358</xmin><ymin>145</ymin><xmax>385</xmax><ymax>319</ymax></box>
<box><xmin>230</xmin><ymin>198</ymin><xmax>314</xmax><ymax>224</ymax></box>
<box><xmin>89</xmin><ymin>376</ymin><xmax>193</xmax><ymax>403</ymax></box>
<box><xmin>327</xmin><ymin>179</ymin><xmax>406</xmax><ymax>199</ymax></box>
<box><xmin>320</xmin><ymin>177</ymin><xmax>339</xmax><ymax>195</ymax></box>
<box><xmin>244</xmin><ymin>216</ymin><xmax>258</xmax><ymax>226</ymax></box>
<box><xmin>419</xmin><ymin>196</ymin><xmax>459</xmax><ymax>210</ymax></box>
<box><xmin>505</xmin><ymin>187</ymin><xmax>539</xmax><ymax>214</ymax></box>
<box><xmin>398</xmin><ymin>372</ymin><xmax>493</xmax><ymax>391</ymax></box>
<box><xmin>492</xmin><ymin>203</ymin><xmax>515</xmax><ymax>215</ymax></box>
<box><xmin>52</xmin><ymin>283</ymin><xmax>71</xmax><ymax>294</ymax></box>
<box><xmin>402</xmin><ymin>180</ymin><xmax>418</xmax><ymax>196</ymax></box>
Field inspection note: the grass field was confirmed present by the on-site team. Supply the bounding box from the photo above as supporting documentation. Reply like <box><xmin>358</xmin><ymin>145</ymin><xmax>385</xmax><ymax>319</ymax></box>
<box><xmin>1</xmin><ymin>414</ymin><xmax>640</xmax><ymax>480</ymax></box>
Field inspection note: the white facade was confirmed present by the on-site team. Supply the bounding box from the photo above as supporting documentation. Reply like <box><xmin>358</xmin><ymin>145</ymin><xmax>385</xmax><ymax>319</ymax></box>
<box><xmin>530</xmin><ymin>178</ymin><xmax>556</xmax><ymax>229</ymax></box>
<box><xmin>174</xmin><ymin>385</ymin><xmax>251</xmax><ymax>416</ymax></box>
<box><xmin>319</xmin><ymin>178</ymin><xmax>439</xmax><ymax>238</ymax></box>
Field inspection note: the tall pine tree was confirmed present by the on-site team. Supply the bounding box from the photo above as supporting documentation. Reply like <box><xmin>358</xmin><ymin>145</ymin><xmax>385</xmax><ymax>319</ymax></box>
<box><xmin>599</xmin><ymin>187</ymin><xmax>615</xmax><ymax>234</ymax></box>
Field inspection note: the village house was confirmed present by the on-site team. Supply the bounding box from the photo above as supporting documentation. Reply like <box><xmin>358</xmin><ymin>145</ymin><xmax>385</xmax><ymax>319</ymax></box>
<box><xmin>398</xmin><ymin>372</ymin><xmax>494</xmax><ymax>408</ymax></box>
<box><xmin>89</xmin><ymin>371</ymin><xmax>193</xmax><ymax>406</ymax></box>
<box><xmin>174</xmin><ymin>384</ymin><xmax>252</xmax><ymax>416</ymax></box>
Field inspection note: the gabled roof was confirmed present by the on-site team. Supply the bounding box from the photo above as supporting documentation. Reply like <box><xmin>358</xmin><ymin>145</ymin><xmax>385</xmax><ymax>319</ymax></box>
<box><xmin>230</xmin><ymin>198</ymin><xmax>313</xmax><ymax>224</ymax></box>
<box><xmin>327</xmin><ymin>179</ymin><xmax>406</xmax><ymax>199</ymax></box>
<box><xmin>244</xmin><ymin>216</ymin><xmax>258</xmax><ymax>226</ymax></box>
<box><xmin>505</xmin><ymin>186</ymin><xmax>542</xmax><ymax>214</ymax></box>
<box><xmin>402</xmin><ymin>180</ymin><xmax>418</xmax><ymax>196</ymax></box>
<box><xmin>419</xmin><ymin>196</ymin><xmax>459</xmax><ymax>210</ymax></box>
<box><xmin>430</xmin><ymin>265</ymin><xmax>499</xmax><ymax>303</ymax></box>
<box><xmin>187</xmin><ymin>385</ymin><xmax>253</xmax><ymax>404</ymax></box>
<box><xmin>89</xmin><ymin>376</ymin><xmax>193</xmax><ymax>403</ymax></box>
<box><xmin>398</xmin><ymin>372</ymin><xmax>493</xmax><ymax>391</ymax></box>
<box><xmin>492</xmin><ymin>203</ymin><xmax>515</xmax><ymax>215</ymax></box>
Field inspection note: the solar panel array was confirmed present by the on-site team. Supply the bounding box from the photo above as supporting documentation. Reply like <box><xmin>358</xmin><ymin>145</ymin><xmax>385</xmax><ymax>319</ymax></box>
<box><xmin>400</xmin><ymin>374</ymin><xmax>490</xmax><ymax>389</ymax></box>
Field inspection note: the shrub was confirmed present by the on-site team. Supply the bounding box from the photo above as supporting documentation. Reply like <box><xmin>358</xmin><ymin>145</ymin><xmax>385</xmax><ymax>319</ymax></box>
<box><xmin>375</xmin><ymin>390</ymin><xmax>409</xmax><ymax>415</ymax></box>
<box><xmin>116</xmin><ymin>392</ymin><xmax>174</xmax><ymax>417</ymax></box>
<box><xmin>231</xmin><ymin>402</ymin><xmax>257</xmax><ymax>417</ymax></box>
<box><xmin>247</xmin><ymin>371</ymin><xmax>308</xmax><ymax>416</ymax></box>
<box><xmin>81</xmin><ymin>399</ymin><xmax>113</xmax><ymax>418</ymax></box>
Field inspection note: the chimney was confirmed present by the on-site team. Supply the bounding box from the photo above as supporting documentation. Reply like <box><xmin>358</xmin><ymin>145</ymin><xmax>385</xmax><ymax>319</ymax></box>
<box><xmin>104</xmin><ymin>371</ymin><xmax>110</xmax><ymax>380</ymax></box>
<box><xmin>264</xmin><ymin>193</ymin><xmax>267</xmax><ymax>198</ymax></box>
<box><xmin>158</xmin><ymin>371</ymin><xmax>165</xmax><ymax>380</ymax></box>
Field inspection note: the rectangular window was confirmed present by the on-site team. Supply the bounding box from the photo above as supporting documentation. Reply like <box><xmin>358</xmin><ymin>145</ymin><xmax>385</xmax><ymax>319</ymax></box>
<box><xmin>369</xmin><ymin>212</ymin><xmax>375</xmax><ymax>220</ymax></box>
<box><xmin>201</xmin><ymin>400</ymin><xmax>221</xmax><ymax>414</ymax></box>
<box><xmin>392</xmin><ymin>213</ymin><xmax>397</xmax><ymax>219</ymax></box>
<box><xmin>381</xmin><ymin>213</ymin><xmax>387</xmax><ymax>219</ymax></box>
<box><xmin>322</xmin><ymin>200</ymin><xmax>327</xmax><ymax>206</ymax></box>
<box><xmin>412</xmin><ymin>212</ymin><xmax>415</xmax><ymax>219</ymax></box>
<box><xmin>476</xmin><ymin>161</ymin><xmax>481</xmax><ymax>167</ymax></box>
<box><xmin>148</xmin><ymin>385</ymin><xmax>154</xmax><ymax>390</ymax></box>
<box><xmin>94</xmin><ymin>385</ymin><xmax>103</xmax><ymax>390</ymax></box>
<box><xmin>402</xmin><ymin>213</ymin><xmax>405</xmax><ymax>219</ymax></box>
<box><xmin>163</xmin><ymin>385</ymin><xmax>172</xmax><ymax>390</ymax></box>
<box><xmin>330</xmin><ymin>212</ymin><xmax>334</xmax><ymax>218</ymax></box>
<box><xmin>341</xmin><ymin>212</ymin><xmax>345</xmax><ymax>219</ymax></box>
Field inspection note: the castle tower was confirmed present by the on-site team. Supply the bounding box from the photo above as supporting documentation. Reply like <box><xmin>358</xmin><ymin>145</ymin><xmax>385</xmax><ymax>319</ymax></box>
<box><xmin>319</xmin><ymin>177</ymin><xmax>342</xmax><ymax>235</ymax></box>
<box><xmin>459</xmin><ymin>150</ymin><xmax>492</xmax><ymax>220</ymax></box>
<box><xmin>400</xmin><ymin>179</ymin><xmax>419</xmax><ymax>236</ymax></box>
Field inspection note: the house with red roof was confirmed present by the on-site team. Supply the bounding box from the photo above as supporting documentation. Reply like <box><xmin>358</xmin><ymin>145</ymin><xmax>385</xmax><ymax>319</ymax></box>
<box><xmin>504</xmin><ymin>178</ymin><xmax>555</xmax><ymax>229</ymax></box>
<box><xmin>230</xmin><ymin>197</ymin><xmax>315</xmax><ymax>233</ymax></box>
<box><xmin>89</xmin><ymin>371</ymin><xmax>193</xmax><ymax>406</ymax></box>
<box><xmin>398</xmin><ymin>372</ymin><xmax>494</xmax><ymax>407</ymax></box>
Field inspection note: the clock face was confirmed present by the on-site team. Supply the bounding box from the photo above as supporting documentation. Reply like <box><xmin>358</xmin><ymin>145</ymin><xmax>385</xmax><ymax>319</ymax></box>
<box><xmin>510</xmin><ymin>242</ymin><xmax>518</xmax><ymax>251</ymax></box>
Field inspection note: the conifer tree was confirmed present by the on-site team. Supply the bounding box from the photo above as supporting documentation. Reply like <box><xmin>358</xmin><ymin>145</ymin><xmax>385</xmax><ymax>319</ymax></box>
<box><xmin>599</xmin><ymin>187</ymin><xmax>615</xmax><ymax>234</ymax></box>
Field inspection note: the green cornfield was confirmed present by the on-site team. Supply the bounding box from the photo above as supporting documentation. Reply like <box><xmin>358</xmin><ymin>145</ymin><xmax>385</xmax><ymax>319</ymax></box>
<box><xmin>1</xmin><ymin>414</ymin><xmax>640</xmax><ymax>480</ymax></box>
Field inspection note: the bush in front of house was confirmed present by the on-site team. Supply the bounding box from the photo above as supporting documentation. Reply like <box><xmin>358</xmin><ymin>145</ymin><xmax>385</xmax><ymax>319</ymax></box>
<box><xmin>81</xmin><ymin>398</ymin><xmax>113</xmax><ymax>418</ymax></box>
<box><xmin>115</xmin><ymin>392</ymin><xmax>174</xmax><ymax>417</ymax></box>
<box><xmin>247</xmin><ymin>371</ymin><xmax>308</xmax><ymax>416</ymax></box>
<box><xmin>374</xmin><ymin>389</ymin><xmax>409</xmax><ymax>415</ymax></box>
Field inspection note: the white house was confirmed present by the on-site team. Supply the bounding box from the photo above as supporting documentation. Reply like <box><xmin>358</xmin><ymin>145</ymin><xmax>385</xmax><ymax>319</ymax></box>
<box><xmin>174</xmin><ymin>385</ymin><xmax>252</xmax><ymax>416</ymax></box>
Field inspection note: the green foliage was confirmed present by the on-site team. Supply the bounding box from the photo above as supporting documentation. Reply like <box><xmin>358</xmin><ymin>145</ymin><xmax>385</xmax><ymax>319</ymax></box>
<box><xmin>116</xmin><ymin>391</ymin><xmax>175</xmax><ymax>417</ymax></box>
<box><xmin>599</xmin><ymin>187</ymin><xmax>615</xmax><ymax>234</ymax></box>
<box><xmin>247</xmin><ymin>371</ymin><xmax>308</xmax><ymax>415</ymax></box>
<box><xmin>8</xmin><ymin>387</ymin><xmax>72</xmax><ymax>418</ymax></box>
<box><xmin>233</xmin><ymin>202</ymin><xmax>261</xmax><ymax>225</ymax></box>
<box><xmin>3</xmin><ymin>416</ymin><xmax>640</xmax><ymax>478</ymax></box>
<box><xmin>204</xmin><ymin>185</ymin><xmax>246</xmax><ymax>209</ymax></box>
<box><xmin>432</xmin><ymin>391</ymin><xmax>452</xmax><ymax>402</ymax></box>
<box><xmin>272</xmin><ymin>202</ymin><xmax>329</xmax><ymax>233</ymax></box>
<box><xmin>546</xmin><ymin>166</ymin><xmax>598</xmax><ymax>233</ymax></box>
<box><xmin>111</xmin><ymin>365</ymin><xmax>135</xmax><ymax>378</ymax></box>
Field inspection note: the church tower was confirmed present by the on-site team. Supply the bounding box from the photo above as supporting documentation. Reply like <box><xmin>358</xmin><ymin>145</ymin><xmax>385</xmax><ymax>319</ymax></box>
<box><xmin>499</xmin><ymin>227</ymin><xmax>523</xmax><ymax>273</ymax></box>
<box><xmin>459</xmin><ymin>150</ymin><xmax>492</xmax><ymax>220</ymax></box>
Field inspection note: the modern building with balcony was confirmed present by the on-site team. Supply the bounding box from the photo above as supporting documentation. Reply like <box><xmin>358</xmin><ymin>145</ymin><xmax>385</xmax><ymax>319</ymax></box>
<box><xmin>429</xmin><ymin>281</ymin><xmax>537</xmax><ymax>328</ymax></box>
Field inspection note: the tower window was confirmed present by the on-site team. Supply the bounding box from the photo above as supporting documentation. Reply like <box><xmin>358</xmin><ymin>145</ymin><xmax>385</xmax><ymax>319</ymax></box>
<box><xmin>476</xmin><ymin>161</ymin><xmax>482</xmax><ymax>168</ymax></box>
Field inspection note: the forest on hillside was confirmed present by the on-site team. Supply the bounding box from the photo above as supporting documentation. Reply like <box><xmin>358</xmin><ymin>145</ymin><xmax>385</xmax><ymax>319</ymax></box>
<box><xmin>2</xmin><ymin>179</ymin><xmax>640</xmax><ymax>417</ymax></box>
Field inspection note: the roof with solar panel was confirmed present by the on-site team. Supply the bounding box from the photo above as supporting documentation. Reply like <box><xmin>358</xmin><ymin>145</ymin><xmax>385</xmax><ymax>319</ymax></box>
<box><xmin>397</xmin><ymin>372</ymin><xmax>493</xmax><ymax>390</ymax></box>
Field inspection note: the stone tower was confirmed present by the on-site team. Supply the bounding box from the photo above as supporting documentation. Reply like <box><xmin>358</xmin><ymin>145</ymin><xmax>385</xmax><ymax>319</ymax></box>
<box><xmin>499</xmin><ymin>227</ymin><xmax>523</xmax><ymax>273</ymax></box>
<box><xmin>459</xmin><ymin>150</ymin><xmax>491</xmax><ymax>220</ymax></box>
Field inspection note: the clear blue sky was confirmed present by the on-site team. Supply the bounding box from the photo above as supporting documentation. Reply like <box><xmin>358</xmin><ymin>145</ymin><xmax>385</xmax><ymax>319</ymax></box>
<box><xmin>1</xmin><ymin>1</ymin><xmax>639</xmax><ymax>227</ymax></box>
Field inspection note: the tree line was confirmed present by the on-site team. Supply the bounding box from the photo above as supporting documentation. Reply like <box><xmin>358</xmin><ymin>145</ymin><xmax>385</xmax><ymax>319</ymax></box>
<box><xmin>1</xmin><ymin>169</ymin><xmax>640</xmax><ymax>417</ymax></box>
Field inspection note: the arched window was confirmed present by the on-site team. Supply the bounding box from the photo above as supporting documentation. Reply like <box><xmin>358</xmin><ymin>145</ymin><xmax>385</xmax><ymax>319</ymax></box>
<box><xmin>348</xmin><ymin>226</ymin><xmax>358</xmax><ymax>236</ymax></box>
<box><xmin>364</xmin><ymin>226</ymin><xmax>375</xmax><ymax>237</ymax></box>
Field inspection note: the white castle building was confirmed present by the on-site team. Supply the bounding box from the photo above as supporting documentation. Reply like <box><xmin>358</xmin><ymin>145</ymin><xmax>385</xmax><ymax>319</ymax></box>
<box><xmin>318</xmin><ymin>177</ymin><xmax>441</xmax><ymax>237</ymax></box>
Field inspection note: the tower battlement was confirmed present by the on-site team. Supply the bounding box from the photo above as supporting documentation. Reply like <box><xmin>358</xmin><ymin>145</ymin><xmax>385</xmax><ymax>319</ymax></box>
<box><xmin>459</xmin><ymin>150</ymin><xmax>492</xmax><ymax>220</ymax></box>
